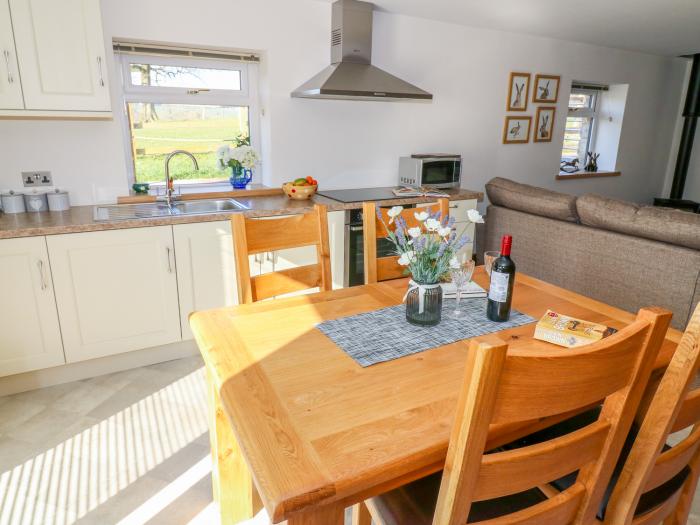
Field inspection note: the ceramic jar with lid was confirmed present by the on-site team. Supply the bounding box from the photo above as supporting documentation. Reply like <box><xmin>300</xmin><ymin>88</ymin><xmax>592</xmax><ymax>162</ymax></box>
<box><xmin>1</xmin><ymin>191</ymin><xmax>26</xmax><ymax>213</ymax></box>
<box><xmin>24</xmin><ymin>192</ymin><xmax>49</xmax><ymax>212</ymax></box>
<box><xmin>47</xmin><ymin>189</ymin><xmax>70</xmax><ymax>211</ymax></box>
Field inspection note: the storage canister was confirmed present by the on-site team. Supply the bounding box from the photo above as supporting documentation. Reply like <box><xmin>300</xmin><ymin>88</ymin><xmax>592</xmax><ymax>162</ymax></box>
<box><xmin>24</xmin><ymin>192</ymin><xmax>49</xmax><ymax>212</ymax></box>
<box><xmin>47</xmin><ymin>189</ymin><xmax>70</xmax><ymax>211</ymax></box>
<box><xmin>1</xmin><ymin>191</ymin><xmax>26</xmax><ymax>213</ymax></box>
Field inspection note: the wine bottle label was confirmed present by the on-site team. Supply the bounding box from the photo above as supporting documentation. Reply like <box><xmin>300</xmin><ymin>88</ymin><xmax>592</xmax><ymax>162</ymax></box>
<box><xmin>488</xmin><ymin>272</ymin><xmax>510</xmax><ymax>302</ymax></box>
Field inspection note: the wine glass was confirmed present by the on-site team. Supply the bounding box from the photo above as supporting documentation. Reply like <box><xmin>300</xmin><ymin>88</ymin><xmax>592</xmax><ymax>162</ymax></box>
<box><xmin>484</xmin><ymin>251</ymin><xmax>499</xmax><ymax>277</ymax></box>
<box><xmin>449</xmin><ymin>259</ymin><xmax>476</xmax><ymax>319</ymax></box>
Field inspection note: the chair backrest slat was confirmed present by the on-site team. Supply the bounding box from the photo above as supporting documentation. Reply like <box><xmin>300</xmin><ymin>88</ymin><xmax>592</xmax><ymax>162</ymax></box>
<box><xmin>231</xmin><ymin>204</ymin><xmax>332</xmax><ymax>304</ymax></box>
<box><xmin>362</xmin><ymin>199</ymin><xmax>450</xmax><ymax>284</ymax></box>
<box><xmin>642</xmin><ymin>427</ymin><xmax>700</xmax><ymax>492</ymax></box>
<box><xmin>475</xmin><ymin>420</ymin><xmax>610</xmax><ymax>501</ymax></box>
<box><xmin>431</xmin><ymin>307</ymin><xmax>671</xmax><ymax>525</ymax></box>
<box><xmin>603</xmin><ymin>303</ymin><xmax>700</xmax><ymax>525</ymax></box>
<box><xmin>671</xmin><ymin>388</ymin><xmax>700</xmax><ymax>433</ymax></box>
<box><xmin>491</xmin><ymin>322</ymin><xmax>650</xmax><ymax>424</ymax></box>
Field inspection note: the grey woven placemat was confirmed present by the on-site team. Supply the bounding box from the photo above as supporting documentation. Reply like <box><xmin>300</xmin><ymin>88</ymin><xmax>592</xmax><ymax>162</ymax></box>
<box><xmin>317</xmin><ymin>298</ymin><xmax>535</xmax><ymax>367</ymax></box>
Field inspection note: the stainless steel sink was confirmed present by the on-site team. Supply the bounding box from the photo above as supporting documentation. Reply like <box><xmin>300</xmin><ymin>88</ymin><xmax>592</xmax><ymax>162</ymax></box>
<box><xmin>94</xmin><ymin>198</ymin><xmax>248</xmax><ymax>221</ymax></box>
<box><xmin>170</xmin><ymin>198</ymin><xmax>246</xmax><ymax>215</ymax></box>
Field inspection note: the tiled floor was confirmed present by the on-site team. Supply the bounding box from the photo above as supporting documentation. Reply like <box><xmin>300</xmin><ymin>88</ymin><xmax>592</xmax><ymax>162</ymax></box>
<box><xmin>1</xmin><ymin>356</ymin><xmax>699</xmax><ymax>525</ymax></box>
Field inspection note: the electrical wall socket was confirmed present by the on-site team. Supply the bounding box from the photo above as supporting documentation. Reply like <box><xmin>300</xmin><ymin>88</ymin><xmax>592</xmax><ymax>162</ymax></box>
<box><xmin>22</xmin><ymin>171</ymin><xmax>53</xmax><ymax>187</ymax></box>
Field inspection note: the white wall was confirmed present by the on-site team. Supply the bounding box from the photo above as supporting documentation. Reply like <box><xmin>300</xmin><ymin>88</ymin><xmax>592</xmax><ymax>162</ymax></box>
<box><xmin>0</xmin><ymin>0</ymin><xmax>688</xmax><ymax>207</ymax></box>
<box><xmin>594</xmin><ymin>84</ymin><xmax>628</xmax><ymax>172</ymax></box>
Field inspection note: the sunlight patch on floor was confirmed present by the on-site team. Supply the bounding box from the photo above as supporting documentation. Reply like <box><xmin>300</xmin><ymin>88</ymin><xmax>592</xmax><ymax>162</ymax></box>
<box><xmin>0</xmin><ymin>368</ymin><xmax>208</xmax><ymax>525</ymax></box>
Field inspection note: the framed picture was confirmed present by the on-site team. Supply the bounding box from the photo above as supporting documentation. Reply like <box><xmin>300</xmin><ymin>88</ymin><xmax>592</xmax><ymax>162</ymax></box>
<box><xmin>503</xmin><ymin>116</ymin><xmax>531</xmax><ymax>144</ymax></box>
<box><xmin>506</xmin><ymin>72</ymin><xmax>530</xmax><ymax>111</ymax></box>
<box><xmin>534</xmin><ymin>106</ymin><xmax>556</xmax><ymax>142</ymax></box>
<box><xmin>533</xmin><ymin>74</ymin><xmax>560</xmax><ymax>103</ymax></box>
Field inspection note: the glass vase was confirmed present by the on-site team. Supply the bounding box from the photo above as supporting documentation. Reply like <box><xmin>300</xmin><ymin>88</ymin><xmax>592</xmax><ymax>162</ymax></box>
<box><xmin>405</xmin><ymin>281</ymin><xmax>443</xmax><ymax>326</ymax></box>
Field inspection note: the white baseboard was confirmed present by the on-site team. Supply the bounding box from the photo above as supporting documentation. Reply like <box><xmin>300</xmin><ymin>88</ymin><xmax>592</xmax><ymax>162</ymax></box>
<box><xmin>0</xmin><ymin>340</ymin><xmax>200</xmax><ymax>397</ymax></box>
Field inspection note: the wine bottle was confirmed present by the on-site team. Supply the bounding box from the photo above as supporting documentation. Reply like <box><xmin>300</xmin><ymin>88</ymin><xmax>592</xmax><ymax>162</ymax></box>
<box><xmin>487</xmin><ymin>235</ymin><xmax>516</xmax><ymax>322</ymax></box>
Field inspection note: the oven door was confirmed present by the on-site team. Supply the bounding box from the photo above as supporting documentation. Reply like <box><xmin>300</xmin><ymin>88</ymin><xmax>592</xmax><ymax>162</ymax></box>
<box><xmin>421</xmin><ymin>160</ymin><xmax>460</xmax><ymax>187</ymax></box>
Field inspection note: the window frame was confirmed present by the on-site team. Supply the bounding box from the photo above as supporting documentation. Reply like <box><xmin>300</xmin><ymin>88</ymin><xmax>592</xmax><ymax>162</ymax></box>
<box><xmin>116</xmin><ymin>51</ymin><xmax>261</xmax><ymax>188</ymax></box>
<box><xmin>561</xmin><ymin>88</ymin><xmax>600</xmax><ymax>168</ymax></box>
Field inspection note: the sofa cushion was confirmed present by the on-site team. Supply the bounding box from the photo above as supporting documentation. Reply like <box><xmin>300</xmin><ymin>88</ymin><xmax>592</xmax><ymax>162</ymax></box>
<box><xmin>485</xmin><ymin>177</ymin><xmax>579</xmax><ymax>222</ymax></box>
<box><xmin>577</xmin><ymin>194</ymin><xmax>700</xmax><ymax>250</ymax></box>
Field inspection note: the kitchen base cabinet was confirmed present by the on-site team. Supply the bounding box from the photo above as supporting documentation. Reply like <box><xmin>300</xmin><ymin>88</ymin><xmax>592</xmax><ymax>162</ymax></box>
<box><xmin>47</xmin><ymin>227</ymin><xmax>181</xmax><ymax>362</ymax></box>
<box><xmin>0</xmin><ymin>237</ymin><xmax>64</xmax><ymax>377</ymax></box>
<box><xmin>173</xmin><ymin>221</ymin><xmax>238</xmax><ymax>340</ymax></box>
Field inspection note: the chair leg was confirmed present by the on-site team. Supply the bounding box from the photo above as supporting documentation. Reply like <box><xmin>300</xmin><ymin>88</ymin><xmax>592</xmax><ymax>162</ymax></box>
<box><xmin>351</xmin><ymin>502</ymin><xmax>372</xmax><ymax>525</ymax></box>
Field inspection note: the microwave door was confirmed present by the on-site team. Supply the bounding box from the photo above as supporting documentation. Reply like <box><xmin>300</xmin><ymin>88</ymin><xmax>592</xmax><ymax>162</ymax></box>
<box><xmin>423</xmin><ymin>161</ymin><xmax>454</xmax><ymax>186</ymax></box>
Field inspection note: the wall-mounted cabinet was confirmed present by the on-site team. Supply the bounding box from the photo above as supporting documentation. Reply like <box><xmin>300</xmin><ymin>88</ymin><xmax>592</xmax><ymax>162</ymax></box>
<box><xmin>0</xmin><ymin>0</ymin><xmax>112</xmax><ymax>118</ymax></box>
<box><xmin>0</xmin><ymin>236</ymin><xmax>64</xmax><ymax>377</ymax></box>
<box><xmin>0</xmin><ymin>0</ymin><xmax>23</xmax><ymax>109</ymax></box>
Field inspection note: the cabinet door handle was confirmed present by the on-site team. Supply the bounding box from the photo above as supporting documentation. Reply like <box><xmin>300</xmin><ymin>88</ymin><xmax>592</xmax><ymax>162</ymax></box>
<box><xmin>96</xmin><ymin>56</ymin><xmax>105</xmax><ymax>87</ymax></box>
<box><xmin>37</xmin><ymin>260</ymin><xmax>47</xmax><ymax>290</ymax></box>
<box><xmin>166</xmin><ymin>247</ymin><xmax>173</xmax><ymax>273</ymax></box>
<box><xmin>3</xmin><ymin>50</ymin><xmax>12</xmax><ymax>84</ymax></box>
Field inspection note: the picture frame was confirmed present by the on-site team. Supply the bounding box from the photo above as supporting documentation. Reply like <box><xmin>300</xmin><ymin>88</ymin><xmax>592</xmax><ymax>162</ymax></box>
<box><xmin>534</xmin><ymin>106</ymin><xmax>556</xmax><ymax>142</ymax></box>
<box><xmin>503</xmin><ymin>116</ymin><xmax>532</xmax><ymax>144</ymax></box>
<box><xmin>533</xmin><ymin>74</ymin><xmax>560</xmax><ymax>103</ymax></box>
<box><xmin>506</xmin><ymin>72</ymin><xmax>531</xmax><ymax>111</ymax></box>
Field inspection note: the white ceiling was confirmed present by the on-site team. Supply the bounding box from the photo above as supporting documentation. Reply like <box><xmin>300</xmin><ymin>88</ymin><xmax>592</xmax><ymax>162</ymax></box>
<box><xmin>329</xmin><ymin>0</ymin><xmax>700</xmax><ymax>57</ymax></box>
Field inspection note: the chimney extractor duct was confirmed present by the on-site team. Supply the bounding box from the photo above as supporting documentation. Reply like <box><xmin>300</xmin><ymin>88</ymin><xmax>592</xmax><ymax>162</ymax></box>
<box><xmin>291</xmin><ymin>0</ymin><xmax>432</xmax><ymax>102</ymax></box>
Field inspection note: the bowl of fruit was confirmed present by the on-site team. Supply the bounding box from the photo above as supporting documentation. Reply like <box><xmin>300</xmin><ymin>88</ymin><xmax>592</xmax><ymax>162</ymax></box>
<box><xmin>282</xmin><ymin>177</ymin><xmax>318</xmax><ymax>200</ymax></box>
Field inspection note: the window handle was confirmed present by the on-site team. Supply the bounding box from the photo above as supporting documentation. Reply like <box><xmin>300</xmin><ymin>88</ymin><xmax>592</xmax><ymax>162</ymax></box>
<box><xmin>96</xmin><ymin>56</ymin><xmax>105</xmax><ymax>87</ymax></box>
<box><xmin>186</xmin><ymin>88</ymin><xmax>211</xmax><ymax>95</ymax></box>
<box><xmin>166</xmin><ymin>247</ymin><xmax>173</xmax><ymax>273</ymax></box>
<box><xmin>3</xmin><ymin>50</ymin><xmax>13</xmax><ymax>84</ymax></box>
<box><xmin>37</xmin><ymin>260</ymin><xmax>47</xmax><ymax>290</ymax></box>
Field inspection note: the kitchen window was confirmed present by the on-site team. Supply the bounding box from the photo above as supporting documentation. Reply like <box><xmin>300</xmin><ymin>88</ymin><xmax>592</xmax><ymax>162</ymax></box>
<box><xmin>561</xmin><ymin>86</ymin><xmax>599</xmax><ymax>166</ymax></box>
<box><xmin>114</xmin><ymin>43</ymin><xmax>261</xmax><ymax>186</ymax></box>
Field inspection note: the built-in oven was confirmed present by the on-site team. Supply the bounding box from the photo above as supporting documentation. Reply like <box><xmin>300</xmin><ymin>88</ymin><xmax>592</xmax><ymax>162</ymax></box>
<box><xmin>398</xmin><ymin>154</ymin><xmax>461</xmax><ymax>189</ymax></box>
<box><xmin>344</xmin><ymin>205</ymin><xmax>416</xmax><ymax>287</ymax></box>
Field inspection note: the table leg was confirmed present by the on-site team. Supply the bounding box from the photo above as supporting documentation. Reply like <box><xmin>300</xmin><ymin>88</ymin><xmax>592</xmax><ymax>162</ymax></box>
<box><xmin>207</xmin><ymin>369</ymin><xmax>263</xmax><ymax>523</ymax></box>
<box><xmin>351</xmin><ymin>503</ymin><xmax>372</xmax><ymax>525</ymax></box>
<box><xmin>286</xmin><ymin>503</ymin><xmax>345</xmax><ymax>525</ymax></box>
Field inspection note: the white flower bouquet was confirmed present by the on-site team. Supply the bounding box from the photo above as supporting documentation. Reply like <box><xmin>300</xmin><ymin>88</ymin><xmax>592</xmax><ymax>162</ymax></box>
<box><xmin>216</xmin><ymin>144</ymin><xmax>259</xmax><ymax>171</ymax></box>
<box><xmin>377</xmin><ymin>205</ymin><xmax>484</xmax><ymax>285</ymax></box>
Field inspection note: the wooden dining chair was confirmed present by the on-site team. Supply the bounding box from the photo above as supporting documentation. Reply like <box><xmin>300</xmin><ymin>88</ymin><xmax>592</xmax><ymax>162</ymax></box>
<box><xmin>362</xmin><ymin>198</ymin><xmax>450</xmax><ymax>284</ymax></box>
<box><xmin>230</xmin><ymin>204</ymin><xmax>332</xmax><ymax>304</ymax></box>
<box><xmin>361</xmin><ymin>307</ymin><xmax>671</xmax><ymax>525</ymax></box>
<box><xmin>600</xmin><ymin>304</ymin><xmax>700</xmax><ymax>525</ymax></box>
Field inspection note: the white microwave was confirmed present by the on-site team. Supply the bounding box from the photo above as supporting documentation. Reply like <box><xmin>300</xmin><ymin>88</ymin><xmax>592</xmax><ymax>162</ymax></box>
<box><xmin>398</xmin><ymin>154</ymin><xmax>462</xmax><ymax>188</ymax></box>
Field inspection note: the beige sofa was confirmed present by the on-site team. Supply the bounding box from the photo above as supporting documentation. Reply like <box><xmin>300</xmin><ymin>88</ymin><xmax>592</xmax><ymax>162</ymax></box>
<box><xmin>483</xmin><ymin>177</ymin><xmax>700</xmax><ymax>330</ymax></box>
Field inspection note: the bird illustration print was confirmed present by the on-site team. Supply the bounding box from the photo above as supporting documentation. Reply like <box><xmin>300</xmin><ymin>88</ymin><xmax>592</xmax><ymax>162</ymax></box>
<box><xmin>539</xmin><ymin>80</ymin><xmax>550</xmax><ymax>100</ymax></box>
<box><xmin>509</xmin><ymin>121</ymin><xmax>522</xmax><ymax>138</ymax></box>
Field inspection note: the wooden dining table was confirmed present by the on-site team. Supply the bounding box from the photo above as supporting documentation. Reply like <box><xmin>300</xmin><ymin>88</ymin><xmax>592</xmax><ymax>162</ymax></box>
<box><xmin>190</xmin><ymin>267</ymin><xmax>682</xmax><ymax>525</ymax></box>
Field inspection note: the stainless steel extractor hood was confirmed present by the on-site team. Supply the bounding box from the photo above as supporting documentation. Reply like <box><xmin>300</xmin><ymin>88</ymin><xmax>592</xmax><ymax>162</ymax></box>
<box><xmin>291</xmin><ymin>0</ymin><xmax>432</xmax><ymax>102</ymax></box>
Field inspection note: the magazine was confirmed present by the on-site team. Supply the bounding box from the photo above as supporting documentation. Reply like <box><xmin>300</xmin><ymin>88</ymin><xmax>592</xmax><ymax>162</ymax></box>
<box><xmin>392</xmin><ymin>186</ymin><xmax>450</xmax><ymax>198</ymax></box>
<box><xmin>439</xmin><ymin>281</ymin><xmax>487</xmax><ymax>299</ymax></box>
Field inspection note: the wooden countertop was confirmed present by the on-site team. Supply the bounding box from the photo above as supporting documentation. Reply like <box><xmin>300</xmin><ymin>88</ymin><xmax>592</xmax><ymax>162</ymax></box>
<box><xmin>0</xmin><ymin>187</ymin><xmax>483</xmax><ymax>239</ymax></box>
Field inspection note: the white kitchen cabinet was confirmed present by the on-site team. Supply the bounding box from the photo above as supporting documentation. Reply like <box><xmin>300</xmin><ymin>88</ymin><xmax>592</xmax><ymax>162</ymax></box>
<box><xmin>0</xmin><ymin>1</ymin><xmax>24</xmax><ymax>109</ymax></box>
<box><xmin>47</xmin><ymin>227</ymin><xmax>181</xmax><ymax>362</ymax></box>
<box><xmin>0</xmin><ymin>236</ymin><xmax>64</xmax><ymax>377</ymax></box>
<box><xmin>7</xmin><ymin>0</ymin><xmax>111</xmax><ymax>112</ymax></box>
<box><xmin>173</xmin><ymin>221</ymin><xmax>239</xmax><ymax>340</ymax></box>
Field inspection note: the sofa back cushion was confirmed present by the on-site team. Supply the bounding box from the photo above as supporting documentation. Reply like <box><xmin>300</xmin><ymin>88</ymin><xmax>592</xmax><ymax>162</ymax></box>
<box><xmin>577</xmin><ymin>194</ymin><xmax>700</xmax><ymax>251</ymax></box>
<box><xmin>485</xmin><ymin>177</ymin><xmax>579</xmax><ymax>222</ymax></box>
<box><xmin>485</xmin><ymin>205</ymin><xmax>700</xmax><ymax>330</ymax></box>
